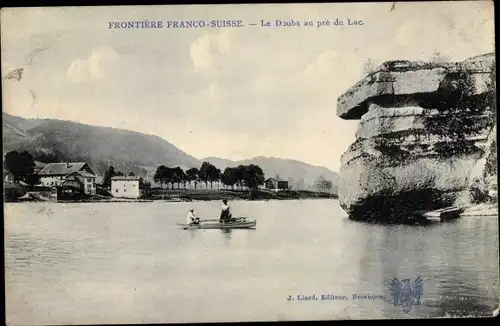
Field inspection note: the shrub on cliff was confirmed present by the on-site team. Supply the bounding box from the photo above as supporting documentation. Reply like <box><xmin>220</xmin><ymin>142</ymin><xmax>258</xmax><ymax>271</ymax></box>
<box><xmin>423</xmin><ymin>61</ymin><xmax>496</xmax><ymax>161</ymax></box>
<box><xmin>484</xmin><ymin>138</ymin><xmax>497</xmax><ymax>178</ymax></box>
<box><xmin>429</xmin><ymin>50</ymin><xmax>451</xmax><ymax>64</ymax></box>
<box><xmin>469</xmin><ymin>177</ymin><xmax>489</xmax><ymax>204</ymax></box>
<box><xmin>485</xmin><ymin>62</ymin><xmax>496</xmax><ymax>122</ymax></box>
<box><xmin>482</xmin><ymin>62</ymin><xmax>497</xmax><ymax>182</ymax></box>
<box><xmin>361</xmin><ymin>58</ymin><xmax>381</xmax><ymax>78</ymax></box>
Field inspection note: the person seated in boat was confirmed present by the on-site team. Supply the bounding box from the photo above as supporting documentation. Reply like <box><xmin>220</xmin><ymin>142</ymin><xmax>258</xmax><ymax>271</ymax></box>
<box><xmin>186</xmin><ymin>209</ymin><xmax>200</xmax><ymax>225</ymax></box>
<box><xmin>219</xmin><ymin>199</ymin><xmax>233</xmax><ymax>223</ymax></box>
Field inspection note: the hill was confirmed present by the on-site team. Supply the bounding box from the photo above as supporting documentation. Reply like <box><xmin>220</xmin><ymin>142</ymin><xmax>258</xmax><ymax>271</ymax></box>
<box><xmin>3</xmin><ymin>112</ymin><xmax>201</xmax><ymax>176</ymax></box>
<box><xmin>3</xmin><ymin>113</ymin><xmax>339</xmax><ymax>193</ymax></box>
<box><xmin>202</xmin><ymin>156</ymin><xmax>339</xmax><ymax>193</ymax></box>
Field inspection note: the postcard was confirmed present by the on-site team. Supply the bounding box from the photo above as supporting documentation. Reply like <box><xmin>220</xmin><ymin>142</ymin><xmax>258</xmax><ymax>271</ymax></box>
<box><xmin>2</xmin><ymin>1</ymin><xmax>498</xmax><ymax>324</ymax></box>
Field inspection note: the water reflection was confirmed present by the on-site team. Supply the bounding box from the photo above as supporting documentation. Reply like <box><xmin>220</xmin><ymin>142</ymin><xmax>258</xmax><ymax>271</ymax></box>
<box><xmin>221</xmin><ymin>228</ymin><xmax>232</xmax><ymax>242</ymax></box>
<box><xmin>187</xmin><ymin>229</ymin><xmax>198</xmax><ymax>240</ymax></box>
<box><xmin>370</xmin><ymin>218</ymin><xmax>499</xmax><ymax>318</ymax></box>
<box><xmin>429</xmin><ymin>218</ymin><xmax>500</xmax><ymax>317</ymax></box>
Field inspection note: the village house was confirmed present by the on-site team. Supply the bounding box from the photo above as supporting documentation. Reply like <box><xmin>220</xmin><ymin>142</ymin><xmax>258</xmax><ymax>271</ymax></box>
<box><xmin>57</xmin><ymin>173</ymin><xmax>85</xmax><ymax>199</ymax></box>
<box><xmin>4</xmin><ymin>161</ymin><xmax>47</xmax><ymax>186</ymax></box>
<box><xmin>34</xmin><ymin>161</ymin><xmax>47</xmax><ymax>174</ymax></box>
<box><xmin>265</xmin><ymin>177</ymin><xmax>289</xmax><ymax>192</ymax></box>
<box><xmin>111</xmin><ymin>175</ymin><xmax>143</xmax><ymax>199</ymax></box>
<box><xmin>38</xmin><ymin>162</ymin><xmax>97</xmax><ymax>195</ymax></box>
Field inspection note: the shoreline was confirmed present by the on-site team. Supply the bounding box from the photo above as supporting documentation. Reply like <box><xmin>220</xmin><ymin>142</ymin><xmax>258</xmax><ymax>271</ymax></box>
<box><xmin>460</xmin><ymin>203</ymin><xmax>498</xmax><ymax>217</ymax></box>
<box><xmin>5</xmin><ymin>188</ymin><xmax>339</xmax><ymax>204</ymax></box>
<box><xmin>4</xmin><ymin>197</ymin><xmax>338</xmax><ymax>204</ymax></box>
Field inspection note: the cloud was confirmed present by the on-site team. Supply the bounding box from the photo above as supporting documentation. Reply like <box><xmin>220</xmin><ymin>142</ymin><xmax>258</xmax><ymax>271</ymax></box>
<box><xmin>67</xmin><ymin>46</ymin><xmax>119</xmax><ymax>83</ymax></box>
<box><xmin>189</xmin><ymin>30</ymin><xmax>234</xmax><ymax>70</ymax></box>
<box><xmin>205</xmin><ymin>82</ymin><xmax>220</xmax><ymax>100</ymax></box>
<box><xmin>304</xmin><ymin>50</ymin><xmax>340</xmax><ymax>82</ymax></box>
<box><xmin>67</xmin><ymin>59</ymin><xmax>87</xmax><ymax>83</ymax></box>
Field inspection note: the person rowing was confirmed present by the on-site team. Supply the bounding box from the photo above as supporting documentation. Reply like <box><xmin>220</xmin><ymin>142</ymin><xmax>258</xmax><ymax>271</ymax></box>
<box><xmin>219</xmin><ymin>199</ymin><xmax>233</xmax><ymax>223</ymax></box>
<box><xmin>186</xmin><ymin>208</ymin><xmax>200</xmax><ymax>225</ymax></box>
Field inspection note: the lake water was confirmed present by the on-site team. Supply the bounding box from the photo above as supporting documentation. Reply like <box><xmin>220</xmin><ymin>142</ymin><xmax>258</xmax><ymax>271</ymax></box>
<box><xmin>4</xmin><ymin>199</ymin><xmax>499</xmax><ymax>324</ymax></box>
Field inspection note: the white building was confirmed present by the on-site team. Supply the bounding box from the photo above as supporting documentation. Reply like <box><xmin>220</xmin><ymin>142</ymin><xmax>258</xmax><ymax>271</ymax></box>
<box><xmin>38</xmin><ymin>162</ymin><xmax>97</xmax><ymax>195</ymax></box>
<box><xmin>111</xmin><ymin>176</ymin><xmax>141</xmax><ymax>198</ymax></box>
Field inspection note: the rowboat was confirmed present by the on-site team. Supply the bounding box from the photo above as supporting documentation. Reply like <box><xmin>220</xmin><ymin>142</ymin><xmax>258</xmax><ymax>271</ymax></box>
<box><xmin>177</xmin><ymin>219</ymin><xmax>257</xmax><ymax>230</ymax></box>
<box><xmin>423</xmin><ymin>206</ymin><xmax>465</xmax><ymax>222</ymax></box>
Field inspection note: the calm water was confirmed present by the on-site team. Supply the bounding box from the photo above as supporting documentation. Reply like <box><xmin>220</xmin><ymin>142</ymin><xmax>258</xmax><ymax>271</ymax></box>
<box><xmin>4</xmin><ymin>200</ymin><xmax>499</xmax><ymax>324</ymax></box>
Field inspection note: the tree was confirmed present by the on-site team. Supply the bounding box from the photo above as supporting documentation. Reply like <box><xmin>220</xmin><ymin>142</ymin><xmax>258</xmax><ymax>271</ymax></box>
<box><xmin>315</xmin><ymin>175</ymin><xmax>326</xmax><ymax>192</ymax></box>
<box><xmin>128</xmin><ymin>172</ymin><xmax>136</xmax><ymax>176</ymax></box>
<box><xmin>296</xmin><ymin>178</ymin><xmax>306</xmax><ymax>190</ymax></box>
<box><xmin>218</xmin><ymin>170</ymin><xmax>224</xmax><ymax>190</ymax></box>
<box><xmin>235</xmin><ymin>165</ymin><xmax>247</xmax><ymax>190</ymax></box>
<box><xmin>244</xmin><ymin>164</ymin><xmax>265</xmax><ymax>191</ymax></box>
<box><xmin>222</xmin><ymin>167</ymin><xmax>238</xmax><ymax>190</ymax></box>
<box><xmin>314</xmin><ymin>175</ymin><xmax>333</xmax><ymax>193</ymax></box>
<box><xmin>198</xmin><ymin>161</ymin><xmax>211</xmax><ymax>189</ymax></box>
<box><xmin>25</xmin><ymin>173</ymin><xmax>41</xmax><ymax>186</ymax></box>
<box><xmin>4</xmin><ymin>150</ymin><xmax>36</xmax><ymax>184</ymax></box>
<box><xmin>199</xmin><ymin>161</ymin><xmax>219</xmax><ymax>189</ymax></box>
<box><xmin>154</xmin><ymin>165</ymin><xmax>170</xmax><ymax>189</ymax></box>
<box><xmin>221</xmin><ymin>165</ymin><xmax>265</xmax><ymax>192</ymax></box>
<box><xmin>171</xmin><ymin>166</ymin><xmax>186</xmax><ymax>189</ymax></box>
<box><xmin>115</xmin><ymin>171</ymin><xmax>124</xmax><ymax>176</ymax></box>
<box><xmin>186</xmin><ymin>167</ymin><xmax>199</xmax><ymax>189</ymax></box>
<box><xmin>139</xmin><ymin>177</ymin><xmax>151</xmax><ymax>196</ymax></box>
<box><xmin>208</xmin><ymin>166</ymin><xmax>220</xmax><ymax>190</ymax></box>
<box><xmin>324</xmin><ymin>180</ymin><xmax>333</xmax><ymax>192</ymax></box>
<box><xmin>229</xmin><ymin>164</ymin><xmax>265</xmax><ymax>193</ymax></box>
<box><xmin>470</xmin><ymin>177</ymin><xmax>489</xmax><ymax>203</ymax></box>
<box><xmin>103</xmin><ymin>166</ymin><xmax>116</xmax><ymax>188</ymax></box>
<box><xmin>34</xmin><ymin>152</ymin><xmax>60</xmax><ymax>164</ymax></box>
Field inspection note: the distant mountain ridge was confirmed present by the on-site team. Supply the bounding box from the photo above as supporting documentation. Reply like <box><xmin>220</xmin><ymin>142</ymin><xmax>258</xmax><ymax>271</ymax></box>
<box><xmin>3</xmin><ymin>113</ymin><xmax>339</xmax><ymax>193</ymax></box>
<box><xmin>202</xmin><ymin>156</ymin><xmax>339</xmax><ymax>193</ymax></box>
<box><xmin>2</xmin><ymin>112</ymin><xmax>201</xmax><ymax>175</ymax></box>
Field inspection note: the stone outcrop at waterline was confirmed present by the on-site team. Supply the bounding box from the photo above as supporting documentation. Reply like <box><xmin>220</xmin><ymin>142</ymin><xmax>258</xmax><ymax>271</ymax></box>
<box><xmin>336</xmin><ymin>53</ymin><xmax>496</xmax><ymax>223</ymax></box>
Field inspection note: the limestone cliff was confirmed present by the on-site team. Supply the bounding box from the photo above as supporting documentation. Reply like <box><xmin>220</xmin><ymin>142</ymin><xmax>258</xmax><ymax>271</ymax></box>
<box><xmin>336</xmin><ymin>53</ymin><xmax>496</xmax><ymax>223</ymax></box>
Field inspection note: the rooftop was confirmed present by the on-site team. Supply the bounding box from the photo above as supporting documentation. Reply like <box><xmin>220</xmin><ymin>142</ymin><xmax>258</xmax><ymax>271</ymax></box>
<box><xmin>67</xmin><ymin>171</ymin><xmax>96</xmax><ymax>178</ymax></box>
<box><xmin>266</xmin><ymin>177</ymin><xmax>288</xmax><ymax>182</ymax></box>
<box><xmin>39</xmin><ymin>162</ymin><xmax>92</xmax><ymax>176</ymax></box>
<box><xmin>63</xmin><ymin>176</ymin><xmax>84</xmax><ymax>185</ymax></box>
<box><xmin>111</xmin><ymin>176</ymin><xmax>141</xmax><ymax>181</ymax></box>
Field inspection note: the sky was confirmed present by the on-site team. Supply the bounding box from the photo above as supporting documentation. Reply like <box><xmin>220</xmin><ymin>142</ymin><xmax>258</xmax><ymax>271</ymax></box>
<box><xmin>1</xmin><ymin>2</ymin><xmax>495</xmax><ymax>171</ymax></box>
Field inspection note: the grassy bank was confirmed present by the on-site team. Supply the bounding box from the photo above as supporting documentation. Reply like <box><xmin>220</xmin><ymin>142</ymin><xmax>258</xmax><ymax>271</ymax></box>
<box><xmin>146</xmin><ymin>188</ymin><xmax>338</xmax><ymax>201</ymax></box>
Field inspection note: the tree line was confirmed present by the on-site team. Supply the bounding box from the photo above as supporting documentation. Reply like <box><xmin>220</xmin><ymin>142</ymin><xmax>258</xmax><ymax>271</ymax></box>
<box><xmin>314</xmin><ymin>175</ymin><xmax>333</xmax><ymax>193</ymax></box>
<box><xmin>4</xmin><ymin>150</ymin><xmax>336</xmax><ymax>194</ymax></box>
<box><xmin>3</xmin><ymin>150</ymin><xmax>39</xmax><ymax>185</ymax></box>
<box><xmin>153</xmin><ymin>161</ymin><xmax>266</xmax><ymax>192</ymax></box>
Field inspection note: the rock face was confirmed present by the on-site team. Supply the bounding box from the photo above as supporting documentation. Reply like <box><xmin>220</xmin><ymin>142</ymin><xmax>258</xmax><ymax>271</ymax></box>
<box><xmin>336</xmin><ymin>53</ymin><xmax>496</xmax><ymax>223</ymax></box>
